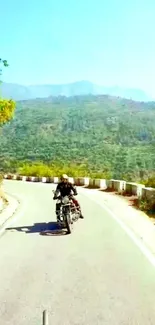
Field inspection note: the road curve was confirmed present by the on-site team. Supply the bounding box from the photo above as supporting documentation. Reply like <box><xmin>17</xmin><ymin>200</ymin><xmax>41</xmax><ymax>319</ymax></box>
<box><xmin>0</xmin><ymin>180</ymin><xmax>155</xmax><ymax>325</ymax></box>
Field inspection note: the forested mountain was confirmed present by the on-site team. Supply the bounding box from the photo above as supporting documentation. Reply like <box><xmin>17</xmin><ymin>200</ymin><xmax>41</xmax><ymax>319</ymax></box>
<box><xmin>0</xmin><ymin>95</ymin><xmax>155</xmax><ymax>181</ymax></box>
<box><xmin>1</xmin><ymin>81</ymin><xmax>152</xmax><ymax>102</ymax></box>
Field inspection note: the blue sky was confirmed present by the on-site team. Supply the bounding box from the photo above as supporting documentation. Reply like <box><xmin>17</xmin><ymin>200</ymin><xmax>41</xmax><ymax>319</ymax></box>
<box><xmin>0</xmin><ymin>0</ymin><xmax>155</xmax><ymax>95</ymax></box>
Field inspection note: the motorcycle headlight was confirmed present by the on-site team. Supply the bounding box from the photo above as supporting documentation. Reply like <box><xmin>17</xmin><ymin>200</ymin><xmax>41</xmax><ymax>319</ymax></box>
<box><xmin>62</xmin><ymin>196</ymin><xmax>69</xmax><ymax>204</ymax></box>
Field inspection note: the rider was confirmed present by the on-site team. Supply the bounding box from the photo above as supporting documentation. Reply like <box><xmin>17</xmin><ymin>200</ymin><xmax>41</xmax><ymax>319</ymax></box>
<box><xmin>53</xmin><ymin>174</ymin><xmax>84</xmax><ymax>221</ymax></box>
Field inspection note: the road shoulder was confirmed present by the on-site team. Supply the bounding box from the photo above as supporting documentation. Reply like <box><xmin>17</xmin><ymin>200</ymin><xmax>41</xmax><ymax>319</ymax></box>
<box><xmin>80</xmin><ymin>187</ymin><xmax>155</xmax><ymax>257</ymax></box>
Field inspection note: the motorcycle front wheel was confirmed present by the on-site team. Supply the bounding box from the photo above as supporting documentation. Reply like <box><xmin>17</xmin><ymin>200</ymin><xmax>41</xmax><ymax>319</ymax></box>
<box><xmin>64</xmin><ymin>213</ymin><xmax>72</xmax><ymax>234</ymax></box>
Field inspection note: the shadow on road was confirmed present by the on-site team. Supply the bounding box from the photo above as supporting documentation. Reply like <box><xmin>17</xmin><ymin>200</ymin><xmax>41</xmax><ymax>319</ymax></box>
<box><xmin>6</xmin><ymin>222</ymin><xmax>67</xmax><ymax>236</ymax></box>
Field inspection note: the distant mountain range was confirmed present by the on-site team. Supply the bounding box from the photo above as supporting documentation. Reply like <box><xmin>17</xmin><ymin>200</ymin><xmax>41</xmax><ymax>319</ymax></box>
<box><xmin>0</xmin><ymin>80</ymin><xmax>152</xmax><ymax>102</ymax></box>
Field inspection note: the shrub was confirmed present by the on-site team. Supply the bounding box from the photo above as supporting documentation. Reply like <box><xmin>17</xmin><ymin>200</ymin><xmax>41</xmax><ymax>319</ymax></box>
<box><xmin>0</xmin><ymin>99</ymin><xmax>16</xmax><ymax>124</ymax></box>
<box><xmin>143</xmin><ymin>176</ymin><xmax>155</xmax><ymax>188</ymax></box>
<box><xmin>138</xmin><ymin>198</ymin><xmax>155</xmax><ymax>214</ymax></box>
<box><xmin>17</xmin><ymin>161</ymin><xmax>112</xmax><ymax>179</ymax></box>
<box><xmin>0</xmin><ymin>173</ymin><xmax>3</xmax><ymax>184</ymax></box>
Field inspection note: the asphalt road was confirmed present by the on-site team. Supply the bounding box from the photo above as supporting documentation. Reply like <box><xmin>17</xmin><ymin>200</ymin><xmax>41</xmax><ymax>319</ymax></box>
<box><xmin>0</xmin><ymin>180</ymin><xmax>155</xmax><ymax>325</ymax></box>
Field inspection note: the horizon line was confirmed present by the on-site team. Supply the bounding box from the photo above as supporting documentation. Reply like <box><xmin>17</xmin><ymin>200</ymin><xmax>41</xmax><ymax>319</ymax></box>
<box><xmin>2</xmin><ymin>80</ymin><xmax>148</xmax><ymax>92</ymax></box>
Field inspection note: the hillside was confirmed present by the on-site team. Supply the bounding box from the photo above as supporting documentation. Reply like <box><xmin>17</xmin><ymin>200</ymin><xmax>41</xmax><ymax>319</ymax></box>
<box><xmin>1</xmin><ymin>81</ymin><xmax>152</xmax><ymax>102</ymax></box>
<box><xmin>0</xmin><ymin>95</ymin><xmax>155</xmax><ymax>181</ymax></box>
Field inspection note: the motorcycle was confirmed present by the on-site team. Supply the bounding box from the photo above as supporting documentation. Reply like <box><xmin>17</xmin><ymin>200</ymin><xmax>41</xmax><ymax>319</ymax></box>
<box><xmin>53</xmin><ymin>191</ymin><xmax>80</xmax><ymax>234</ymax></box>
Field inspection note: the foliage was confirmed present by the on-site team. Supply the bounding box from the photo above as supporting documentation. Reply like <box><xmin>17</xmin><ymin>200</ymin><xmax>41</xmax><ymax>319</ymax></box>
<box><xmin>0</xmin><ymin>95</ymin><xmax>155</xmax><ymax>184</ymax></box>
<box><xmin>0</xmin><ymin>58</ymin><xmax>16</xmax><ymax>125</ymax></box>
<box><xmin>0</xmin><ymin>99</ymin><xmax>16</xmax><ymax>125</ymax></box>
<box><xmin>142</xmin><ymin>176</ymin><xmax>155</xmax><ymax>188</ymax></box>
<box><xmin>138</xmin><ymin>198</ymin><xmax>155</xmax><ymax>214</ymax></box>
<box><xmin>17</xmin><ymin>161</ymin><xmax>112</xmax><ymax>178</ymax></box>
<box><xmin>0</xmin><ymin>58</ymin><xmax>9</xmax><ymax>77</ymax></box>
<box><xmin>0</xmin><ymin>173</ymin><xmax>3</xmax><ymax>184</ymax></box>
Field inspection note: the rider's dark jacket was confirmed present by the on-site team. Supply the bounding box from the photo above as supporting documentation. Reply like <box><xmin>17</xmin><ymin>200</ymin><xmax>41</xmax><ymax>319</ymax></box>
<box><xmin>54</xmin><ymin>182</ymin><xmax>77</xmax><ymax>198</ymax></box>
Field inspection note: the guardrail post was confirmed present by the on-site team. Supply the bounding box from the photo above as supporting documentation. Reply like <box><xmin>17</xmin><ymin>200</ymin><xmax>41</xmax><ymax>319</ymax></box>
<box><xmin>43</xmin><ymin>310</ymin><xmax>48</xmax><ymax>325</ymax></box>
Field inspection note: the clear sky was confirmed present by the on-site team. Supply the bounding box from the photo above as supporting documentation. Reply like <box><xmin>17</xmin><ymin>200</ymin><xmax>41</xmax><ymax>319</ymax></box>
<box><xmin>0</xmin><ymin>0</ymin><xmax>155</xmax><ymax>95</ymax></box>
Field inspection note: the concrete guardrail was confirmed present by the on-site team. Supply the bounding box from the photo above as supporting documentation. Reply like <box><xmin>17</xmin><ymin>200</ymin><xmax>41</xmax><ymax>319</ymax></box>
<box><xmin>4</xmin><ymin>174</ymin><xmax>155</xmax><ymax>201</ymax></box>
<box><xmin>3</xmin><ymin>174</ymin><xmax>155</xmax><ymax>202</ymax></box>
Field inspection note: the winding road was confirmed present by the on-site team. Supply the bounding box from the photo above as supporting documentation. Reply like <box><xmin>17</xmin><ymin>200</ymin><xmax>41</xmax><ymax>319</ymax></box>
<box><xmin>0</xmin><ymin>180</ymin><xmax>155</xmax><ymax>324</ymax></box>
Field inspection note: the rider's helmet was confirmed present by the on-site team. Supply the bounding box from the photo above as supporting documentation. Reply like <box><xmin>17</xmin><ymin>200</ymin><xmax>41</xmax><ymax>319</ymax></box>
<box><xmin>61</xmin><ymin>174</ymin><xmax>69</xmax><ymax>182</ymax></box>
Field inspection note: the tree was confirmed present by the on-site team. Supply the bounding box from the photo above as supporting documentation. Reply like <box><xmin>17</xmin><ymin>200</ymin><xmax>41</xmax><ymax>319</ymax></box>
<box><xmin>0</xmin><ymin>59</ymin><xmax>9</xmax><ymax>82</ymax></box>
<box><xmin>0</xmin><ymin>58</ymin><xmax>15</xmax><ymax>125</ymax></box>
<box><xmin>0</xmin><ymin>99</ymin><xmax>16</xmax><ymax>124</ymax></box>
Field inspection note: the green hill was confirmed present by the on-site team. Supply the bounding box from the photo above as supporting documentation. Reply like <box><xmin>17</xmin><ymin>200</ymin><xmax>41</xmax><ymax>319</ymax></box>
<box><xmin>0</xmin><ymin>95</ymin><xmax>155</xmax><ymax>181</ymax></box>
